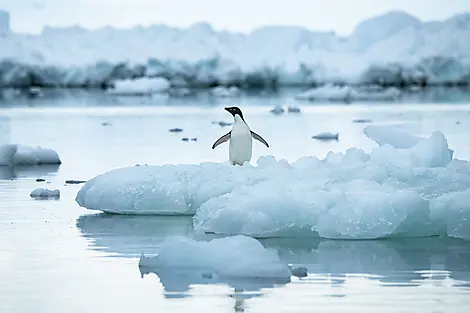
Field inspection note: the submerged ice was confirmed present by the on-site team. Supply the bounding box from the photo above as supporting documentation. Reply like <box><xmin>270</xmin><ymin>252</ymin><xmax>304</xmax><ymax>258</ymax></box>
<box><xmin>76</xmin><ymin>126</ymin><xmax>470</xmax><ymax>240</ymax></box>
<box><xmin>139</xmin><ymin>235</ymin><xmax>291</xmax><ymax>280</ymax></box>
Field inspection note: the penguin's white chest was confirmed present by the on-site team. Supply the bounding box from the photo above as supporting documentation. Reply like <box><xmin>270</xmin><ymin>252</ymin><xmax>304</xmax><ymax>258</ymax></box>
<box><xmin>229</xmin><ymin>120</ymin><xmax>252</xmax><ymax>166</ymax></box>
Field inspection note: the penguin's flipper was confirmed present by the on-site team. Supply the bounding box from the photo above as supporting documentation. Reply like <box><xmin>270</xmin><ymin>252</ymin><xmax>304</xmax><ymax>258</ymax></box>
<box><xmin>212</xmin><ymin>131</ymin><xmax>231</xmax><ymax>149</ymax></box>
<box><xmin>251</xmin><ymin>131</ymin><xmax>269</xmax><ymax>148</ymax></box>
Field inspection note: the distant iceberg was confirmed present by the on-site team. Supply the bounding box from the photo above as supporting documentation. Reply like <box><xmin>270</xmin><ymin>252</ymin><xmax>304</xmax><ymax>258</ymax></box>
<box><xmin>76</xmin><ymin>126</ymin><xmax>470</xmax><ymax>240</ymax></box>
<box><xmin>1</xmin><ymin>11</ymin><xmax>469</xmax><ymax>89</ymax></box>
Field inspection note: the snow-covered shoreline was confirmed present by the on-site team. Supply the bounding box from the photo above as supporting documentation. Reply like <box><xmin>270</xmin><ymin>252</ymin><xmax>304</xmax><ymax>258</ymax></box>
<box><xmin>0</xmin><ymin>11</ymin><xmax>469</xmax><ymax>89</ymax></box>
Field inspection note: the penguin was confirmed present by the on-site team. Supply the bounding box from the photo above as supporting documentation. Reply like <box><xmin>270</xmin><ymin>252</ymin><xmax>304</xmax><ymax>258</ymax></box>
<box><xmin>212</xmin><ymin>106</ymin><xmax>269</xmax><ymax>165</ymax></box>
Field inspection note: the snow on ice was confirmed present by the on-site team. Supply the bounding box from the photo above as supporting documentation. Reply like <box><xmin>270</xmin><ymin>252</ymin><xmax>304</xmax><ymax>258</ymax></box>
<box><xmin>1</xmin><ymin>11</ymin><xmax>470</xmax><ymax>88</ymax></box>
<box><xmin>76</xmin><ymin>126</ymin><xmax>470</xmax><ymax>240</ymax></box>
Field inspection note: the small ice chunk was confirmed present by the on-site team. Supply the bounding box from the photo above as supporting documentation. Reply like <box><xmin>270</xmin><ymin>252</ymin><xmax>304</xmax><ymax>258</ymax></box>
<box><xmin>65</xmin><ymin>180</ymin><xmax>86</xmax><ymax>184</ymax></box>
<box><xmin>0</xmin><ymin>144</ymin><xmax>61</xmax><ymax>166</ymax></box>
<box><xmin>287</xmin><ymin>106</ymin><xmax>301</xmax><ymax>113</ymax></box>
<box><xmin>108</xmin><ymin>77</ymin><xmax>170</xmax><ymax>95</ymax></box>
<box><xmin>210</xmin><ymin>86</ymin><xmax>240</xmax><ymax>97</ymax></box>
<box><xmin>270</xmin><ymin>106</ymin><xmax>285</xmax><ymax>115</ymax></box>
<box><xmin>289</xmin><ymin>265</ymin><xmax>308</xmax><ymax>278</ymax></box>
<box><xmin>295</xmin><ymin>85</ymin><xmax>353</xmax><ymax>102</ymax></box>
<box><xmin>212</xmin><ymin>121</ymin><xmax>233</xmax><ymax>127</ymax></box>
<box><xmin>312</xmin><ymin>132</ymin><xmax>339</xmax><ymax>141</ymax></box>
<box><xmin>139</xmin><ymin>235</ymin><xmax>291</xmax><ymax>279</ymax></box>
<box><xmin>30</xmin><ymin>188</ymin><xmax>60</xmax><ymax>199</ymax></box>
<box><xmin>352</xmin><ymin>118</ymin><xmax>372</xmax><ymax>123</ymax></box>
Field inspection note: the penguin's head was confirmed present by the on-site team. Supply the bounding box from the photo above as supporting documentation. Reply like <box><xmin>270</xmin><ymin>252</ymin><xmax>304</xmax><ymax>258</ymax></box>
<box><xmin>225</xmin><ymin>106</ymin><xmax>244</xmax><ymax>120</ymax></box>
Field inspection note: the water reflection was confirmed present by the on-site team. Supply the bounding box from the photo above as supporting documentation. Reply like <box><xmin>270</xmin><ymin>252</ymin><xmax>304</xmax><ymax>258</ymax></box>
<box><xmin>76</xmin><ymin>213</ymin><xmax>194</xmax><ymax>256</ymax></box>
<box><xmin>261</xmin><ymin>237</ymin><xmax>470</xmax><ymax>285</ymax></box>
<box><xmin>0</xmin><ymin>164</ymin><xmax>60</xmax><ymax>180</ymax></box>
<box><xmin>139</xmin><ymin>265</ymin><xmax>289</xmax><ymax>299</ymax></box>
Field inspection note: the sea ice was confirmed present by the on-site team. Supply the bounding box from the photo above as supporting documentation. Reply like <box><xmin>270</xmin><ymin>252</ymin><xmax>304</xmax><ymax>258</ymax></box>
<box><xmin>139</xmin><ymin>235</ymin><xmax>292</xmax><ymax>279</ymax></box>
<box><xmin>0</xmin><ymin>144</ymin><xmax>61</xmax><ymax>166</ymax></box>
<box><xmin>76</xmin><ymin>126</ymin><xmax>470</xmax><ymax>240</ymax></box>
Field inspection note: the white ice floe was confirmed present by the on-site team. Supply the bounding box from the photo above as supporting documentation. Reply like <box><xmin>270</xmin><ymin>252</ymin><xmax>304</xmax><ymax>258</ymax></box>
<box><xmin>210</xmin><ymin>86</ymin><xmax>241</xmax><ymax>97</ymax></box>
<box><xmin>1</xmin><ymin>12</ymin><xmax>469</xmax><ymax>88</ymax></box>
<box><xmin>139</xmin><ymin>235</ymin><xmax>291</xmax><ymax>280</ymax></box>
<box><xmin>107</xmin><ymin>77</ymin><xmax>170</xmax><ymax>95</ymax></box>
<box><xmin>294</xmin><ymin>85</ymin><xmax>401</xmax><ymax>102</ymax></box>
<box><xmin>30</xmin><ymin>188</ymin><xmax>60</xmax><ymax>199</ymax></box>
<box><xmin>76</xmin><ymin>125</ymin><xmax>470</xmax><ymax>240</ymax></box>
<box><xmin>0</xmin><ymin>144</ymin><xmax>61</xmax><ymax>166</ymax></box>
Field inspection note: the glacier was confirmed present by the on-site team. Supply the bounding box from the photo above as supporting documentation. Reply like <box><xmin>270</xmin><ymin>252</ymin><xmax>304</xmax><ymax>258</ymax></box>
<box><xmin>1</xmin><ymin>10</ymin><xmax>470</xmax><ymax>89</ymax></box>
<box><xmin>75</xmin><ymin>126</ymin><xmax>470</xmax><ymax>240</ymax></box>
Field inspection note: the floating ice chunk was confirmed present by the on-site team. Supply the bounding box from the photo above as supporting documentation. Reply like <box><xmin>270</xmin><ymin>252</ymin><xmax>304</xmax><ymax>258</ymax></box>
<box><xmin>270</xmin><ymin>105</ymin><xmax>285</xmax><ymax>115</ymax></box>
<box><xmin>287</xmin><ymin>105</ymin><xmax>301</xmax><ymax>113</ymax></box>
<box><xmin>139</xmin><ymin>235</ymin><xmax>291</xmax><ymax>279</ymax></box>
<box><xmin>295</xmin><ymin>85</ymin><xmax>353</xmax><ymax>102</ymax></box>
<box><xmin>210</xmin><ymin>86</ymin><xmax>240</xmax><ymax>97</ymax></box>
<box><xmin>289</xmin><ymin>265</ymin><xmax>308</xmax><ymax>278</ymax></box>
<box><xmin>30</xmin><ymin>188</ymin><xmax>60</xmax><ymax>199</ymax></box>
<box><xmin>312</xmin><ymin>132</ymin><xmax>339</xmax><ymax>141</ymax></box>
<box><xmin>0</xmin><ymin>144</ymin><xmax>61</xmax><ymax>166</ymax></box>
<box><xmin>352</xmin><ymin>118</ymin><xmax>372</xmax><ymax>123</ymax></box>
<box><xmin>108</xmin><ymin>77</ymin><xmax>170</xmax><ymax>95</ymax></box>
<box><xmin>76</xmin><ymin>129</ymin><xmax>470</xmax><ymax>240</ymax></box>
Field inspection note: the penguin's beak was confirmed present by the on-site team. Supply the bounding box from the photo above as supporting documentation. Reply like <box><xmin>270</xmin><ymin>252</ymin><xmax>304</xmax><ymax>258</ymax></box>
<box><xmin>224</xmin><ymin>107</ymin><xmax>230</xmax><ymax>113</ymax></box>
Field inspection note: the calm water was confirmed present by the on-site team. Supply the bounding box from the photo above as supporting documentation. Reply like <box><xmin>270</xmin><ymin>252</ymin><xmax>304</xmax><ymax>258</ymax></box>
<box><xmin>1</xmin><ymin>88</ymin><xmax>470</xmax><ymax>313</ymax></box>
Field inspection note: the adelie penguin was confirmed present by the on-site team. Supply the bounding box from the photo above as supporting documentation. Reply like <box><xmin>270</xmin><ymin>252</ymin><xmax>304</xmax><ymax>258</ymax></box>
<box><xmin>212</xmin><ymin>106</ymin><xmax>269</xmax><ymax>165</ymax></box>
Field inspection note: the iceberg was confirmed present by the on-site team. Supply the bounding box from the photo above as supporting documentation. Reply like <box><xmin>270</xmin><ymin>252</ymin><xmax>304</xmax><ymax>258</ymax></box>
<box><xmin>139</xmin><ymin>235</ymin><xmax>291</xmax><ymax>280</ymax></box>
<box><xmin>0</xmin><ymin>144</ymin><xmax>61</xmax><ymax>166</ymax></box>
<box><xmin>76</xmin><ymin>126</ymin><xmax>470</xmax><ymax>240</ymax></box>
<box><xmin>1</xmin><ymin>11</ymin><xmax>469</xmax><ymax>89</ymax></box>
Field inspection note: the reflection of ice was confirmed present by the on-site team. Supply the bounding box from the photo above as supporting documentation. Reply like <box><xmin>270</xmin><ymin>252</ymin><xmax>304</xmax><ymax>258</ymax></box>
<box><xmin>76</xmin><ymin>213</ymin><xmax>470</xmax><ymax>293</ymax></box>
<box><xmin>139</xmin><ymin>265</ymin><xmax>289</xmax><ymax>299</ymax></box>
<box><xmin>76</xmin><ymin>214</ymin><xmax>194</xmax><ymax>256</ymax></box>
<box><xmin>261</xmin><ymin>237</ymin><xmax>470</xmax><ymax>285</ymax></box>
<box><xmin>0</xmin><ymin>164</ymin><xmax>60</xmax><ymax>180</ymax></box>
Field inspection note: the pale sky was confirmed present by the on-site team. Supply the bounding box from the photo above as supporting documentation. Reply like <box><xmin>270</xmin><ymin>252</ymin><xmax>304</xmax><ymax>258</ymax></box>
<box><xmin>1</xmin><ymin>0</ymin><xmax>470</xmax><ymax>35</ymax></box>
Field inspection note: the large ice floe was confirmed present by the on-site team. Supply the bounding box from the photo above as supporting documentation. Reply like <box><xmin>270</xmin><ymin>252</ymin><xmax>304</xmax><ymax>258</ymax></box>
<box><xmin>1</xmin><ymin>10</ymin><xmax>470</xmax><ymax>88</ymax></box>
<box><xmin>76</xmin><ymin>125</ymin><xmax>470</xmax><ymax>240</ymax></box>
<box><xmin>0</xmin><ymin>144</ymin><xmax>61</xmax><ymax>166</ymax></box>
